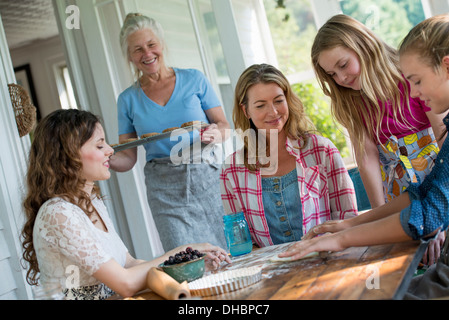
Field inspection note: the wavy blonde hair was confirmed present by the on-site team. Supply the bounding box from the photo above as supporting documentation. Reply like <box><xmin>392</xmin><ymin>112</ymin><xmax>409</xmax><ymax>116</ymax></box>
<box><xmin>22</xmin><ymin>109</ymin><xmax>102</xmax><ymax>285</ymax></box>
<box><xmin>399</xmin><ymin>14</ymin><xmax>449</xmax><ymax>140</ymax></box>
<box><xmin>311</xmin><ymin>14</ymin><xmax>415</xmax><ymax>153</ymax></box>
<box><xmin>233</xmin><ymin>64</ymin><xmax>315</xmax><ymax>171</ymax></box>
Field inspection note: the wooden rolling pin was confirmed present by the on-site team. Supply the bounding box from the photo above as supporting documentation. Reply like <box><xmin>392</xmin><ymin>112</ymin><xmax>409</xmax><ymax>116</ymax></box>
<box><xmin>146</xmin><ymin>267</ymin><xmax>191</xmax><ymax>300</ymax></box>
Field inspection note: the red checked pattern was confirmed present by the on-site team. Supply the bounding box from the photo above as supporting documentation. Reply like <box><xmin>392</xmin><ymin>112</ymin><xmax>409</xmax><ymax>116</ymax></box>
<box><xmin>220</xmin><ymin>134</ymin><xmax>358</xmax><ymax>247</ymax></box>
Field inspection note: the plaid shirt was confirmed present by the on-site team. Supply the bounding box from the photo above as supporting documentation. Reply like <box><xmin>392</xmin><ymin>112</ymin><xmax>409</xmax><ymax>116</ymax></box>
<box><xmin>220</xmin><ymin>134</ymin><xmax>358</xmax><ymax>247</ymax></box>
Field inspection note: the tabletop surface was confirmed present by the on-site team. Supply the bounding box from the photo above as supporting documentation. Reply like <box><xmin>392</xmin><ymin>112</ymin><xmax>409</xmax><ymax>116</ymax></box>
<box><xmin>132</xmin><ymin>240</ymin><xmax>426</xmax><ymax>300</ymax></box>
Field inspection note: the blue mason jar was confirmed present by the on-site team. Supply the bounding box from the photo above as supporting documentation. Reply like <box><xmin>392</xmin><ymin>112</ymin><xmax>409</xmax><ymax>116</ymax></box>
<box><xmin>223</xmin><ymin>212</ymin><xmax>252</xmax><ymax>257</ymax></box>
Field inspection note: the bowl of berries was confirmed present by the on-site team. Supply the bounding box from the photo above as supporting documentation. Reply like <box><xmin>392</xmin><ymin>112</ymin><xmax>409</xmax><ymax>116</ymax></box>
<box><xmin>159</xmin><ymin>247</ymin><xmax>206</xmax><ymax>283</ymax></box>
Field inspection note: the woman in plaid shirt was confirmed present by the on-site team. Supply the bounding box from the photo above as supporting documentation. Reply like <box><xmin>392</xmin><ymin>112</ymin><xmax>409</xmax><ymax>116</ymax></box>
<box><xmin>220</xmin><ymin>64</ymin><xmax>358</xmax><ymax>248</ymax></box>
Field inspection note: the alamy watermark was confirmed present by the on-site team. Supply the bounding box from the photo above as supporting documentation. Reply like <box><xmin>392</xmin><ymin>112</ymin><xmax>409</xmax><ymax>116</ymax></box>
<box><xmin>365</xmin><ymin>265</ymin><xmax>380</xmax><ymax>290</ymax></box>
<box><xmin>66</xmin><ymin>5</ymin><xmax>80</xmax><ymax>30</ymax></box>
<box><xmin>169</xmin><ymin>127</ymin><xmax>279</xmax><ymax>175</ymax></box>
<box><xmin>65</xmin><ymin>264</ymin><xmax>80</xmax><ymax>289</ymax></box>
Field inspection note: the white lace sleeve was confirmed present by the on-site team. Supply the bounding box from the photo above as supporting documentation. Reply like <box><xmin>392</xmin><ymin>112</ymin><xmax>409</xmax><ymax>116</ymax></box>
<box><xmin>36</xmin><ymin>198</ymin><xmax>112</xmax><ymax>276</ymax></box>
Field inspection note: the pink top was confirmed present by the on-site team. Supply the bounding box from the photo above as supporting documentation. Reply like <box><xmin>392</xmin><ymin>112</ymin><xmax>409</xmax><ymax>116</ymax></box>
<box><xmin>376</xmin><ymin>81</ymin><xmax>431</xmax><ymax>144</ymax></box>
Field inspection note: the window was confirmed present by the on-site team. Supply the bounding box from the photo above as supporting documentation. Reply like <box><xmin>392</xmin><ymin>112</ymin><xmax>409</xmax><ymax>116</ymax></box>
<box><xmin>263</xmin><ymin>0</ymin><xmax>351</xmax><ymax>160</ymax></box>
<box><xmin>263</xmin><ymin>0</ymin><xmax>317</xmax><ymax>82</ymax></box>
<box><xmin>55</xmin><ymin>64</ymin><xmax>78</xmax><ymax>109</ymax></box>
<box><xmin>193</xmin><ymin>0</ymin><xmax>234</xmax><ymax>125</ymax></box>
<box><xmin>262</xmin><ymin>0</ymin><xmax>428</xmax><ymax>164</ymax></box>
<box><xmin>340</xmin><ymin>0</ymin><xmax>425</xmax><ymax>48</ymax></box>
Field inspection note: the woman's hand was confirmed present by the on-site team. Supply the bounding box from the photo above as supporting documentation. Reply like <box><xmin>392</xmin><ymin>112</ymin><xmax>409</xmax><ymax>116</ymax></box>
<box><xmin>201</xmin><ymin>123</ymin><xmax>222</xmax><ymax>144</ymax></box>
<box><xmin>196</xmin><ymin>243</ymin><xmax>232</xmax><ymax>271</ymax></box>
<box><xmin>202</xmin><ymin>106</ymin><xmax>230</xmax><ymax>144</ymax></box>
<box><xmin>170</xmin><ymin>243</ymin><xmax>232</xmax><ymax>271</ymax></box>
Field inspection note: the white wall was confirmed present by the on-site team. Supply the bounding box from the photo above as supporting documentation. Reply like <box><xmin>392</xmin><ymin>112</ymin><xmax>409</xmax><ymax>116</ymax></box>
<box><xmin>10</xmin><ymin>36</ymin><xmax>65</xmax><ymax>118</ymax></box>
<box><xmin>422</xmin><ymin>0</ymin><xmax>449</xmax><ymax>16</ymax></box>
<box><xmin>0</xmin><ymin>17</ymin><xmax>33</xmax><ymax>299</ymax></box>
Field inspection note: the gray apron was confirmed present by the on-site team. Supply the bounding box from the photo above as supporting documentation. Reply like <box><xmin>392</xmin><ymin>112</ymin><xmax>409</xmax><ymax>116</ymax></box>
<box><xmin>144</xmin><ymin>145</ymin><xmax>227</xmax><ymax>252</ymax></box>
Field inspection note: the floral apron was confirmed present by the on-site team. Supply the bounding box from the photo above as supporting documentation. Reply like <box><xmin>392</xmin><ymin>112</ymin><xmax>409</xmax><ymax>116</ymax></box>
<box><xmin>378</xmin><ymin>127</ymin><xmax>439</xmax><ymax>202</ymax></box>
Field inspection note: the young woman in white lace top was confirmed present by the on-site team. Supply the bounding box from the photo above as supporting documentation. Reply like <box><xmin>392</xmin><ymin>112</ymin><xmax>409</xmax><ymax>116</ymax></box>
<box><xmin>21</xmin><ymin>109</ymin><xmax>230</xmax><ymax>300</ymax></box>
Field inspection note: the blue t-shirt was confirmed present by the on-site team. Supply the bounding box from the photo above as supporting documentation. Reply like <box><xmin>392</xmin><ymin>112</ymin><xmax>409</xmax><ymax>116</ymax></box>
<box><xmin>117</xmin><ymin>68</ymin><xmax>221</xmax><ymax>161</ymax></box>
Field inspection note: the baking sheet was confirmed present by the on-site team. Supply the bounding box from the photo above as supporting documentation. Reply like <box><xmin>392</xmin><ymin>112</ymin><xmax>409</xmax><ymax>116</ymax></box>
<box><xmin>112</xmin><ymin>123</ymin><xmax>208</xmax><ymax>153</ymax></box>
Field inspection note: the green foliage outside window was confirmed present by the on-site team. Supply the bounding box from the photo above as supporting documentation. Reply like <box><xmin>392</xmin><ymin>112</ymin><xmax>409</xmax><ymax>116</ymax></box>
<box><xmin>340</xmin><ymin>0</ymin><xmax>425</xmax><ymax>48</ymax></box>
<box><xmin>265</xmin><ymin>0</ymin><xmax>426</xmax><ymax>159</ymax></box>
<box><xmin>291</xmin><ymin>82</ymin><xmax>350</xmax><ymax>158</ymax></box>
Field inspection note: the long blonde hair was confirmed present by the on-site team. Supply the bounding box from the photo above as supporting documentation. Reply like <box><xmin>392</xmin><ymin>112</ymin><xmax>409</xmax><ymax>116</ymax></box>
<box><xmin>233</xmin><ymin>64</ymin><xmax>315</xmax><ymax>171</ymax></box>
<box><xmin>311</xmin><ymin>14</ymin><xmax>414</xmax><ymax>152</ymax></box>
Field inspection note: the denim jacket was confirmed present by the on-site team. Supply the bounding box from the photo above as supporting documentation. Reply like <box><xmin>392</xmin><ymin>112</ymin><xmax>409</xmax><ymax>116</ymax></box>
<box><xmin>400</xmin><ymin>114</ymin><xmax>449</xmax><ymax>239</ymax></box>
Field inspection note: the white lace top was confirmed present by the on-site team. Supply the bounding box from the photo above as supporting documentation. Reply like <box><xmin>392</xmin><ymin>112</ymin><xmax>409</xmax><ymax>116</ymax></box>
<box><xmin>33</xmin><ymin>197</ymin><xmax>128</xmax><ymax>299</ymax></box>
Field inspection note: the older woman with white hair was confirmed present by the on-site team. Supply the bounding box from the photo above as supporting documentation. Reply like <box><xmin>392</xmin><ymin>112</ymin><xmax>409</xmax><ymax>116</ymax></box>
<box><xmin>109</xmin><ymin>13</ymin><xmax>229</xmax><ymax>252</ymax></box>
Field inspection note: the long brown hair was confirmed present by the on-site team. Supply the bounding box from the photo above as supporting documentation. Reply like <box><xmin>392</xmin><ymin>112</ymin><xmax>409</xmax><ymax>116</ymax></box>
<box><xmin>311</xmin><ymin>14</ymin><xmax>415</xmax><ymax>153</ymax></box>
<box><xmin>233</xmin><ymin>64</ymin><xmax>315</xmax><ymax>171</ymax></box>
<box><xmin>22</xmin><ymin>109</ymin><xmax>101</xmax><ymax>285</ymax></box>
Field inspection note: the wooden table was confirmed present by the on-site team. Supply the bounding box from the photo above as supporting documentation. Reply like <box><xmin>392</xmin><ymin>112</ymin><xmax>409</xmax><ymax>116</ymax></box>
<box><xmin>132</xmin><ymin>241</ymin><xmax>426</xmax><ymax>300</ymax></box>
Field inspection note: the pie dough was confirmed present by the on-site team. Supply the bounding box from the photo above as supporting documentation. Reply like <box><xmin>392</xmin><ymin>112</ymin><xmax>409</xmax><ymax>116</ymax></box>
<box><xmin>269</xmin><ymin>251</ymin><xmax>319</xmax><ymax>262</ymax></box>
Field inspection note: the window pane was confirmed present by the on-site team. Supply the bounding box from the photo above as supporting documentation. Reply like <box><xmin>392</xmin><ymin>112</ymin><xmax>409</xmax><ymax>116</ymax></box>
<box><xmin>63</xmin><ymin>67</ymin><xmax>78</xmax><ymax>109</ymax></box>
<box><xmin>202</xmin><ymin>11</ymin><xmax>229</xmax><ymax>80</ymax></box>
<box><xmin>263</xmin><ymin>0</ymin><xmax>350</xmax><ymax>159</ymax></box>
<box><xmin>340</xmin><ymin>0</ymin><xmax>426</xmax><ymax>48</ymax></box>
<box><xmin>263</xmin><ymin>0</ymin><xmax>317</xmax><ymax>78</ymax></box>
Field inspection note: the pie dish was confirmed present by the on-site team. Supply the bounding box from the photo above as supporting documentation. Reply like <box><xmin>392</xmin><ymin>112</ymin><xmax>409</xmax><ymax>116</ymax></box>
<box><xmin>188</xmin><ymin>266</ymin><xmax>262</xmax><ymax>297</ymax></box>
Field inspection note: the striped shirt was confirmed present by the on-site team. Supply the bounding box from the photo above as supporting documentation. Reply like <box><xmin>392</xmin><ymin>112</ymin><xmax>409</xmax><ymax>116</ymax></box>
<box><xmin>220</xmin><ymin>134</ymin><xmax>358</xmax><ymax>247</ymax></box>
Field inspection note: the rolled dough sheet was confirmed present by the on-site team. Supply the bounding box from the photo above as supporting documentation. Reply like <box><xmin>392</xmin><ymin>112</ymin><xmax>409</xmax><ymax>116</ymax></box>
<box><xmin>269</xmin><ymin>251</ymin><xmax>319</xmax><ymax>262</ymax></box>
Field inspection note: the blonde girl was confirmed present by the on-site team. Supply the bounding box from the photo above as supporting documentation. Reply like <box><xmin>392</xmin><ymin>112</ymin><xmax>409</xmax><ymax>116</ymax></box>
<box><xmin>311</xmin><ymin>14</ymin><xmax>447</xmax><ymax>208</ymax></box>
<box><xmin>280</xmin><ymin>16</ymin><xmax>449</xmax><ymax>299</ymax></box>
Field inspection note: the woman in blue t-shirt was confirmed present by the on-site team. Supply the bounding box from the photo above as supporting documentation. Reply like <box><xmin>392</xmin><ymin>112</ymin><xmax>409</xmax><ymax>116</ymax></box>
<box><xmin>110</xmin><ymin>13</ymin><xmax>230</xmax><ymax>252</ymax></box>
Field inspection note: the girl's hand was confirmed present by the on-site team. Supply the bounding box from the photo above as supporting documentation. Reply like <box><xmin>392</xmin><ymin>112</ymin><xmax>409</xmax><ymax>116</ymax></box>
<box><xmin>302</xmin><ymin>219</ymin><xmax>351</xmax><ymax>240</ymax></box>
<box><xmin>278</xmin><ymin>233</ymin><xmax>344</xmax><ymax>261</ymax></box>
<box><xmin>422</xmin><ymin>231</ymin><xmax>446</xmax><ymax>265</ymax></box>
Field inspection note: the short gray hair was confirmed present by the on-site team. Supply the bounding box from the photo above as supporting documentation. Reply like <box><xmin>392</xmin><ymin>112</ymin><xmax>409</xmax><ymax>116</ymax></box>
<box><xmin>119</xmin><ymin>13</ymin><xmax>167</xmax><ymax>79</ymax></box>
